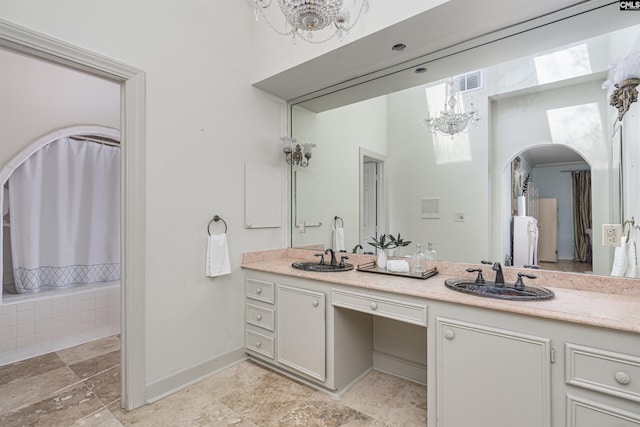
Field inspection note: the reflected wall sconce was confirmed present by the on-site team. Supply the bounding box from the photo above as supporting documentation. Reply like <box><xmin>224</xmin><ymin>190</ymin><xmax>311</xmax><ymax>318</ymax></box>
<box><xmin>609</xmin><ymin>78</ymin><xmax>639</xmax><ymax>121</ymax></box>
<box><xmin>281</xmin><ymin>137</ymin><xmax>316</xmax><ymax>167</ymax></box>
<box><xmin>603</xmin><ymin>35</ymin><xmax>640</xmax><ymax>122</ymax></box>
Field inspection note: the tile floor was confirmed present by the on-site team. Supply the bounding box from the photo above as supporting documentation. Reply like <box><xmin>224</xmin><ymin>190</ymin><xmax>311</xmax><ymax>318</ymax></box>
<box><xmin>0</xmin><ymin>336</ymin><xmax>427</xmax><ymax>426</ymax></box>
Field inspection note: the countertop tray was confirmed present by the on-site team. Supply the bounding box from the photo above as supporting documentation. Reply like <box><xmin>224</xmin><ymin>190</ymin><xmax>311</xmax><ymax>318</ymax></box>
<box><xmin>357</xmin><ymin>261</ymin><xmax>438</xmax><ymax>280</ymax></box>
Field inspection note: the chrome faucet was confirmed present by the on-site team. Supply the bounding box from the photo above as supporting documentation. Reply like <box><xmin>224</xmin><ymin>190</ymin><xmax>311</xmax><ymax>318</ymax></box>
<box><xmin>324</xmin><ymin>248</ymin><xmax>337</xmax><ymax>266</ymax></box>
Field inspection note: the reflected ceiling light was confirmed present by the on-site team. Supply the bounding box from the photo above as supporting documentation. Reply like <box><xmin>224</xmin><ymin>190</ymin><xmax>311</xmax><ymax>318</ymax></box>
<box><xmin>424</xmin><ymin>79</ymin><xmax>480</xmax><ymax>138</ymax></box>
<box><xmin>281</xmin><ymin>137</ymin><xmax>316</xmax><ymax>167</ymax></box>
<box><xmin>251</xmin><ymin>0</ymin><xmax>369</xmax><ymax>44</ymax></box>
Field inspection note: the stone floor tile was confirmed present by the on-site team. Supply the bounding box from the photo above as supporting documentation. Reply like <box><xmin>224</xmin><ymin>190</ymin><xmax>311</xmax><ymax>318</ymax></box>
<box><xmin>0</xmin><ymin>366</ymin><xmax>82</xmax><ymax>416</ymax></box>
<box><xmin>72</xmin><ymin>407</ymin><xmax>124</xmax><ymax>426</ymax></box>
<box><xmin>276</xmin><ymin>399</ymin><xmax>374</xmax><ymax>426</ymax></box>
<box><xmin>83</xmin><ymin>364</ymin><xmax>121</xmax><ymax>406</ymax></box>
<box><xmin>0</xmin><ymin>382</ymin><xmax>103</xmax><ymax>426</ymax></box>
<box><xmin>110</xmin><ymin>391</ymin><xmax>256</xmax><ymax>426</ymax></box>
<box><xmin>339</xmin><ymin>370</ymin><xmax>410</xmax><ymax>419</ymax></box>
<box><xmin>219</xmin><ymin>371</ymin><xmax>315</xmax><ymax>426</ymax></box>
<box><xmin>185</xmin><ymin>360</ymin><xmax>270</xmax><ymax>401</ymax></box>
<box><xmin>0</xmin><ymin>352</ymin><xmax>66</xmax><ymax>387</ymax></box>
<box><xmin>57</xmin><ymin>335</ymin><xmax>121</xmax><ymax>365</ymax></box>
<box><xmin>69</xmin><ymin>350</ymin><xmax>120</xmax><ymax>380</ymax></box>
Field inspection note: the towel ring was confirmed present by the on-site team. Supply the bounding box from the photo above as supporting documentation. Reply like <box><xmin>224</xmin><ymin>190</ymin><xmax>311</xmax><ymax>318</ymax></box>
<box><xmin>623</xmin><ymin>217</ymin><xmax>636</xmax><ymax>240</ymax></box>
<box><xmin>334</xmin><ymin>216</ymin><xmax>344</xmax><ymax>228</ymax></box>
<box><xmin>207</xmin><ymin>215</ymin><xmax>228</xmax><ymax>236</ymax></box>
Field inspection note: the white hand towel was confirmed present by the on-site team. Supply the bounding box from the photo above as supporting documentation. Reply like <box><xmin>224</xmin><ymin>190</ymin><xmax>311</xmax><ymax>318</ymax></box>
<box><xmin>386</xmin><ymin>259</ymin><xmax>410</xmax><ymax>272</ymax></box>
<box><xmin>624</xmin><ymin>237</ymin><xmax>637</xmax><ymax>278</ymax></box>
<box><xmin>333</xmin><ymin>226</ymin><xmax>345</xmax><ymax>252</ymax></box>
<box><xmin>611</xmin><ymin>236</ymin><xmax>628</xmax><ymax>277</ymax></box>
<box><xmin>206</xmin><ymin>233</ymin><xmax>231</xmax><ymax>277</ymax></box>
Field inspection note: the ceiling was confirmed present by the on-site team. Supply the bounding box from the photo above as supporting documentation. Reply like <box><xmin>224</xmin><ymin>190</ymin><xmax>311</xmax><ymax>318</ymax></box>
<box><xmin>521</xmin><ymin>145</ymin><xmax>587</xmax><ymax>167</ymax></box>
<box><xmin>253</xmin><ymin>0</ymin><xmax>633</xmax><ymax>112</ymax></box>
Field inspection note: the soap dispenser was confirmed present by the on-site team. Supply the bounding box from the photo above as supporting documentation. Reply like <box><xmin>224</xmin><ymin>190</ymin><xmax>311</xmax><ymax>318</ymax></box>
<box><xmin>411</xmin><ymin>244</ymin><xmax>427</xmax><ymax>273</ymax></box>
<box><xmin>425</xmin><ymin>242</ymin><xmax>437</xmax><ymax>261</ymax></box>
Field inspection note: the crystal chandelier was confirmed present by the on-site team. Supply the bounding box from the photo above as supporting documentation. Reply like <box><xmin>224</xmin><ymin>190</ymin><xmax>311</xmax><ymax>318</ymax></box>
<box><xmin>251</xmin><ymin>0</ymin><xmax>369</xmax><ymax>43</ymax></box>
<box><xmin>424</xmin><ymin>79</ymin><xmax>480</xmax><ymax>138</ymax></box>
<box><xmin>281</xmin><ymin>137</ymin><xmax>316</xmax><ymax>167</ymax></box>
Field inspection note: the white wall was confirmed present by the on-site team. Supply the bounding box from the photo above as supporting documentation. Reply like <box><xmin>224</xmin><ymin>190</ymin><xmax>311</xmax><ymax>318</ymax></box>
<box><xmin>386</xmin><ymin>84</ymin><xmax>489</xmax><ymax>262</ymax></box>
<box><xmin>0</xmin><ymin>50</ymin><xmax>121</xmax><ymax>165</ymax></box>
<box><xmin>0</xmin><ymin>0</ymin><xmax>286</xmax><ymax>399</ymax></box>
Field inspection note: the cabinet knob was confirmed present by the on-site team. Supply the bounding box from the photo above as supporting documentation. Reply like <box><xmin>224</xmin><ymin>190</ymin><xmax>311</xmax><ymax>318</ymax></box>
<box><xmin>255</xmin><ymin>340</ymin><xmax>262</xmax><ymax>348</ymax></box>
<box><xmin>312</xmin><ymin>300</ymin><xmax>319</xmax><ymax>307</ymax></box>
<box><xmin>615</xmin><ymin>371</ymin><xmax>631</xmax><ymax>385</ymax></box>
<box><xmin>256</xmin><ymin>313</ymin><xmax>262</xmax><ymax>321</ymax></box>
<box><xmin>370</xmin><ymin>302</ymin><xmax>378</xmax><ymax>310</ymax></box>
<box><xmin>256</xmin><ymin>287</ymin><xmax>262</xmax><ymax>295</ymax></box>
<box><xmin>444</xmin><ymin>329</ymin><xmax>455</xmax><ymax>340</ymax></box>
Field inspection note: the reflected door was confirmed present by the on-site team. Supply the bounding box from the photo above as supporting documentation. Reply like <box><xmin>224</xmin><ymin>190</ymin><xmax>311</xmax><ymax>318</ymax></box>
<box><xmin>538</xmin><ymin>198</ymin><xmax>558</xmax><ymax>263</ymax></box>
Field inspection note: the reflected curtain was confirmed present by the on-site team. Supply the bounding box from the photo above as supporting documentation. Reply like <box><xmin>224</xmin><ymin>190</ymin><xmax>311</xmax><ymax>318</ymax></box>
<box><xmin>8</xmin><ymin>138</ymin><xmax>120</xmax><ymax>293</ymax></box>
<box><xmin>571</xmin><ymin>170</ymin><xmax>592</xmax><ymax>263</ymax></box>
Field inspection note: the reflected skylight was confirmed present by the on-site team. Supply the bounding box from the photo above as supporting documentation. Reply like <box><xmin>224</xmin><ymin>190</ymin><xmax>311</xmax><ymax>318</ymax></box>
<box><xmin>425</xmin><ymin>83</ymin><xmax>473</xmax><ymax>165</ymax></box>
<box><xmin>534</xmin><ymin>44</ymin><xmax>591</xmax><ymax>84</ymax></box>
<box><xmin>546</xmin><ymin>103</ymin><xmax>605</xmax><ymax>167</ymax></box>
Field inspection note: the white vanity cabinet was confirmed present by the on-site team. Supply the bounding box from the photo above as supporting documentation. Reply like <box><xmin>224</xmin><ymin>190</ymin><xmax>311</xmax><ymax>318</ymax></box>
<box><xmin>564</xmin><ymin>343</ymin><xmax>640</xmax><ymax>426</ymax></box>
<box><xmin>428</xmin><ymin>301</ymin><xmax>640</xmax><ymax>427</ymax></box>
<box><xmin>244</xmin><ymin>275</ymin><xmax>327</xmax><ymax>382</ymax></box>
<box><xmin>244</xmin><ymin>277</ymin><xmax>276</xmax><ymax>360</ymax></box>
<box><xmin>436</xmin><ymin>317</ymin><xmax>552</xmax><ymax>427</ymax></box>
<box><xmin>276</xmin><ymin>284</ymin><xmax>326</xmax><ymax>381</ymax></box>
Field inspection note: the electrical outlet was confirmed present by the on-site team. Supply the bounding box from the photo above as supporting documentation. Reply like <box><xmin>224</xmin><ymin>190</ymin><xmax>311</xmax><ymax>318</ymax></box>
<box><xmin>454</xmin><ymin>212</ymin><xmax>465</xmax><ymax>222</ymax></box>
<box><xmin>602</xmin><ymin>224</ymin><xmax>622</xmax><ymax>247</ymax></box>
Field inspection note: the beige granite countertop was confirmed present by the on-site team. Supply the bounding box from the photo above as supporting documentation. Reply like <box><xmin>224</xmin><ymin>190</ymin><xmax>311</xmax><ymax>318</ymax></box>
<box><xmin>242</xmin><ymin>249</ymin><xmax>640</xmax><ymax>334</ymax></box>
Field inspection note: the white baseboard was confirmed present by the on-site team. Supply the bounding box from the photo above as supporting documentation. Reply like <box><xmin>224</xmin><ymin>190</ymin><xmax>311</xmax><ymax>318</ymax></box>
<box><xmin>145</xmin><ymin>346</ymin><xmax>246</xmax><ymax>404</ymax></box>
<box><xmin>372</xmin><ymin>351</ymin><xmax>426</xmax><ymax>385</ymax></box>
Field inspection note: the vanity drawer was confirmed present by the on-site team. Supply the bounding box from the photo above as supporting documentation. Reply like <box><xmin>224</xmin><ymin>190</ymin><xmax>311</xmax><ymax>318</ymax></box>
<box><xmin>245</xmin><ymin>329</ymin><xmax>275</xmax><ymax>359</ymax></box>
<box><xmin>332</xmin><ymin>289</ymin><xmax>427</xmax><ymax>326</ymax></box>
<box><xmin>245</xmin><ymin>278</ymin><xmax>275</xmax><ymax>304</ymax></box>
<box><xmin>566</xmin><ymin>343</ymin><xmax>640</xmax><ymax>402</ymax></box>
<box><xmin>246</xmin><ymin>303</ymin><xmax>275</xmax><ymax>331</ymax></box>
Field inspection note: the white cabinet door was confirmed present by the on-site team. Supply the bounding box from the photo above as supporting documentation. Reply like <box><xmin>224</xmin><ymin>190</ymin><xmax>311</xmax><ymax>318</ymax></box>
<box><xmin>277</xmin><ymin>284</ymin><xmax>326</xmax><ymax>382</ymax></box>
<box><xmin>437</xmin><ymin>318</ymin><xmax>551</xmax><ymax>427</ymax></box>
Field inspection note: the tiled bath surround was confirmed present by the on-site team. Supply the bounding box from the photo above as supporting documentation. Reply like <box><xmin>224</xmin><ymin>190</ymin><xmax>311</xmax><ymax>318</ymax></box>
<box><xmin>0</xmin><ymin>282</ymin><xmax>120</xmax><ymax>365</ymax></box>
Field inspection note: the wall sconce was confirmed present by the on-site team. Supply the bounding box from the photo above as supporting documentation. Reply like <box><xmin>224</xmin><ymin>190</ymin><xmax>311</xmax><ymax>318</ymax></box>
<box><xmin>610</xmin><ymin>78</ymin><xmax>639</xmax><ymax>122</ymax></box>
<box><xmin>604</xmin><ymin>34</ymin><xmax>640</xmax><ymax>122</ymax></box>
<box><xmin>281</xmin><ymin>137</ymin><xmax>316</xmax><ymax>167</ymax></box>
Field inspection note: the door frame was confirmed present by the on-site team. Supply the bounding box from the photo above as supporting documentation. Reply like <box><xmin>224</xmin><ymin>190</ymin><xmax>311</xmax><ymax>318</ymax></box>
<box><xmin>0</xmin><ymin>19</ymin><xmax>147</xmax><ymax>409</ymax></box>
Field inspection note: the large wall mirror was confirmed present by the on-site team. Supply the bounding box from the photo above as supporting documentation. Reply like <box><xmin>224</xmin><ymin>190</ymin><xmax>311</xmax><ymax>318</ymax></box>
<box><xmin>290</xmin><ymin>4</ymin><xmax>640</xmax><ymax>278</ymax></box>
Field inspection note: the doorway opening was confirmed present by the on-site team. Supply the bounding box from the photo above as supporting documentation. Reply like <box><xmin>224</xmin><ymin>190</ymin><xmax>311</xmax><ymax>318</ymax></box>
<box><xmin>0</xmin><ymin>19</ymin><xmax>146</xmax><ymax>409</ymax></box>
<box><xmin>505</xmin><ymin>145</ymin><xmax>592</xmax><ymax>274</ymax></box>
<box><xmin>360</xmin><ymin>149</ymin><xmax>385</xmax><ymax>251</ymax></box>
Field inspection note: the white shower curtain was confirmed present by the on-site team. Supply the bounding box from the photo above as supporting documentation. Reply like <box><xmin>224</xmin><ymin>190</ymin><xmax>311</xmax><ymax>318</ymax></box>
<box><xmin>9</xmin><ymin>137</ymin><xmax>120</xmax><ymax>293</ymax></box>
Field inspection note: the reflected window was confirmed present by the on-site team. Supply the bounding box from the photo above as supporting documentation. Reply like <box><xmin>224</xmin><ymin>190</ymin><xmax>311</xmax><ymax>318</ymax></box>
<box><xmin>534</xmin><ymin>44</ymin><xmax>592</xmax><ymax>84</ymax></box>
<box><xmin>546</xmin><ymin>103</ymin><xmax>604</xmax><ymax>164</ymax></box>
